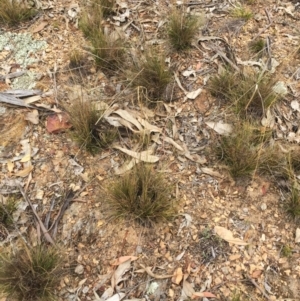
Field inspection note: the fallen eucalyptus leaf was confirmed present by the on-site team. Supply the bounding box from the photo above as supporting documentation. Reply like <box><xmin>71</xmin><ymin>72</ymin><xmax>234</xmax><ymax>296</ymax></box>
<box><xmin>25</xmin><ymin>109</ymin><xmax>39</xmax><ymax>124</ymax></box>
<box><xmin>186</xmin><ymin>88</ymin><xmax>202</xmax><ymax>100</ymax></box>
<box><xmin>214</xmin><ymin>226</ymin><xmax>248</xmax><ymax>245</ymax></box>
<box><xmin>206</xmin><ymin>121</ymin><xmax>232</xmax><ymax>136</ymax></box>
<box><xmin>113</xmin><ymin>146</ymin><xmax>159</xmax><ymax>163</ymax></box>
<box><xmin>295</xmin><ymin>228</ymin><xmax>300</xmax><ymax>243</ymax></box>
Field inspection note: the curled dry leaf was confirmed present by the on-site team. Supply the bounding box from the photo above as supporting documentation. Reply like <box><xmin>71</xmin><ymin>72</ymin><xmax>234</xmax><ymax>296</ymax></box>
<box><xmin>20</xmin><ymin>139</ymin><xmax>31</xmax><ymax>163</ymax></box>
<box><xmin>14</xmin><ymin>165</ymin><xmax>33</xmax><ymax>177</ymax></box>
<box><xmin>114</xmin><ymin>109</ymin><xmax>143</xmax><ymax>131</ymax></box>
<box><xmin>7</xmin><ymin>160</ymin><xmax>14</xmax><ymax>172</ymax></box>
<box><xmin>205</xmin><ymin>121</ymin><xmax>232</xmax><ymax>136</ymax></box>
<box><xmin>164</xmin><ymin>137</ymin><xmax>184</xmax><ymax>151</ymax></box>
<box><xmin>105</xmin><ymin>116</ymin><xmax>123</xmax><ymax>128</ymax></box>
<box><xmin>138</xmin><ymin>264</ymin><xmax>173</xmax><ymax>279</ymax></box>
<box><xmin>106</xmin><ymin>293</ymin><xmax>126</xmax><ymax>301</ymax></box>
<box><xmin>114</xmin><ymin>159</ymin><xmax>137</xmax><ymax>175</ymax></box>
<box><xmin>295</xmin><ymin>228</ymin><xmax>300</xmax><ymax>243</ymax></box>
<box><xmin>25</xmin><ymin>109</ymin><xmax>39</xmax><ymax>124</ymax></box>
<box><xmin>113</xmin><ymin>145</ymin><xmax>159</xmax><ymax>163</ymax></box>
<box><xmin>186</xmin><ymin>88</ymin><xmax>202</xmax><ymax>100</ymax></box>
<box><xmin>110</xmin><ymin>256</ymin><xmax>138</xmax><ymax>266</ymax></box>
<box><xmin>201</xmin><ymin>167</ymin><xmax>223</xmax><ymax>178</ymax></box>
<box><xmin>175</xmin><ymin>250</ymin><xmax>185</xmax><ymax>261</ymax></box>
<box><xmin>136</xmin><ymin>116</ymin><xmax>161</xmax><ymax>133</ymax></box>
<box><xmin>184</xmin><ymin>153</ymin><xmax>207</xmax><ymax>164</ymax></box>
<box><xmin>172</xmin><ymin>267</ymin><xmax>183</xmax><ymax>285</ymax></box>
<box><xmin>111</xmin><ymin>259</ymin><xmax>131</xmax><ymax>288</ymax></box>
<box><xmin>192</xmin><ymin>292</ymin><xmax>217</xmax><ymax>299</ymax></box>
<box><xmin>32</xmin><ymin>21</ymin><xmax>48</xmax><ymax>33</ymax></box>
<box><xmin>261</xmin><ymin>108</ymin><xmax>275</xmax><ymax>128</ymax></box>
<box><xmin>182</xmin><ymin>280</ymin><xmax>195</xmax><ymax>299</ymax></box>
<box><xmin>214</xmin><ymin>226</ymin><xmax>248</xmax><ymax>246</ymax></box>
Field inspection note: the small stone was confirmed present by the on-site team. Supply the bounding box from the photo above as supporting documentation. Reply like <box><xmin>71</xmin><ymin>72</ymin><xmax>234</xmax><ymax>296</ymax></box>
<box><xmin>75</xmin><ymin>264</ymin><xmax>84</xmax><ymax>275</ymax></box>
<box><xmin>136</xmin><ymin>245</ymin><xmax>143</xmax><ymax>254</ymax></box>
<box><xmin>221</xmin><ymin>267</ymin><xmax>229</xmax><ymax>274</ymax></box>
<box><xmin>261</xmin><ymin>203</ymin><xmax>267</xmax><ymax>211</ymax></box>
<box><xmin>82</xmin><ymin>286</ymin><xmax>89</xmax><ymax>294</ymax></box>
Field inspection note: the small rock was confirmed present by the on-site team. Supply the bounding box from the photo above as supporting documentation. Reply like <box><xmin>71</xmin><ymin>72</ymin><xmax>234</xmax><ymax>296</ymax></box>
<box><xmin>82</xmin><ymin>286</ymin><xmax>89</xmax><ymax>294</ymax></box>
<box><xmin>75</xmin><ymin>264</ymin><xmax>84</xmax><ymax>275</ymax></box>
<box><xmin>136</xmin><ymin>245</ymin><xmax>143</xmax><ymax>254</ymax></box>
<box><xmin>261</xmin><ymin>203</ymin><xmax>267</xmax><ymax>211</ymax></box>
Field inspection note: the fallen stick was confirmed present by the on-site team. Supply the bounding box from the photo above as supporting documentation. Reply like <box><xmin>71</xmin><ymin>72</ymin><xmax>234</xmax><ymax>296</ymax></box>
<box><xmin>138</xmin><ymin>264</ymin><xmax>173</xmax><ymax>279</ymax></box>
<box><xmin>246</xmin><ymin>275</ymin><xmax>271</xmax><ymax>300</ymax></box>
<box><xmin>18</xmin><ymin>185</ymin><xmax>55</xmax><ymax>245</ymax></box>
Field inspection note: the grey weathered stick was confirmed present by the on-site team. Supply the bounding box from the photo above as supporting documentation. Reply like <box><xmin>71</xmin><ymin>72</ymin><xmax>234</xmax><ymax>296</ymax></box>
<box><xmin>0</xmin><ymin>93</ymin><xmax>36</xmax><ymax>108</ymax></box>
<box><xmin>246</xmin><ymin>275</ymin><xmax>271</xmax><ymax>300</ymax></box>
<box><xmin>18</xmin><ymin>185</ymin><xmax>55</xmax><ymax>245</ymax></box>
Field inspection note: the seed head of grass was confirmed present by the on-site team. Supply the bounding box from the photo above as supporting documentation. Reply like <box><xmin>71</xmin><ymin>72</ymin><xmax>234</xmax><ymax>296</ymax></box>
<box><xmin>65</xmin><ymin>98</ymin><xmax>118</xmax><ymax>154</ymax></box>
<box><xmin>0</xmin><ymin>0</ymin><xmax>37</xmax><ymax>26</ymax></box>
<box><xmin>215</xmin><ymin>122</ymin><xmax>264</xmax><ymax>179</ymax></box>
<box><xmin>0</xmin><ymin>244</ymin><xmax>65</xmax><ymax>301</ymax></box>
<box><xmin>208</xmin><ymin>70</ymin><xmax>278</xmax><ymax>118</ymax></box>
<box><xmin>167</xmin><ymin>9</ymin><xmax>200</xmax><ymax>51</ymax></box>
<box><xmin>107</xmin><ymin>164</ymin><xmax>176</xmax><ymax>225</ymax></box>
<box><xmin>130</xmin><ymin>51</ymin><xmax>172</xmax><ymax>105</ymax></box>
<box><xmin>230</xmin><ymin>5</ymin><xmax>253</xmax><ymax>21</ymax></box>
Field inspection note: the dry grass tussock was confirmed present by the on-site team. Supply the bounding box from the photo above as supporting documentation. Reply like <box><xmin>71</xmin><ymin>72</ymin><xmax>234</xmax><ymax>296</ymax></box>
<box><xmin>0</xmin><ymin>0</ymin><xmax>37</xmax><ymax>26</ymax></box>
<box><xmin>130</xmin><ymin>50</ymin><xmax>173</xmax><ymax>106</ymax></box>
<box><xmin>0</xmin><ymin>244</ymin><xmax>65</xmax><ymax>301</ymax></box>
<box><xmin>79</xmin><ymin>0</ymin><xmax>125</xmax><ymax>72</ymax></box>
<box><xmin>167</xmin><ymin>8</ymin><xmax>201</xmax><ymax>51</ymax></box>
<box><xmin>208</xmin><ymin>70</ymin><xmax>279</xmax><ymax>118</ymax></box>
<box><xmin>106</xmin><ymin>163</ymin><xmax>176</xmax><ymax>225</ymax></box>
<box><xmin>65</xmin><ymin>98</ymin><xmax>118</xmax><ymax>154</ymax></box>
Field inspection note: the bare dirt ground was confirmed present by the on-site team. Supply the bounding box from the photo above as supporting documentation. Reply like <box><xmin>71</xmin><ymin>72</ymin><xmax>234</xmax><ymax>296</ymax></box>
<box><xmin>1</xmin><ymin>0</ymin><xmax>300</xmax><ymax>300</ymax></box>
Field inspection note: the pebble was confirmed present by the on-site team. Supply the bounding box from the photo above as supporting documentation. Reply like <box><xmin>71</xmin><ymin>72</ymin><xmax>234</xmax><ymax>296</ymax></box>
<box><xmin>82</xmin><ymin>286</ymin><xmax>89</xmax><ymax>294</ymax></box>
<box><xmin>261</xmin><ymin>203</ymin><xmax>267</xmax><ymax>211</ymax></box>
<box><xmin>75</xmin><ymin>264</ymin><xmax>84</xmax><ymax>275</ymax></box>
<box><xmin>136</xmin><ymin>245</ymin><xmax>143</xmax><ymax>254</ymax></box>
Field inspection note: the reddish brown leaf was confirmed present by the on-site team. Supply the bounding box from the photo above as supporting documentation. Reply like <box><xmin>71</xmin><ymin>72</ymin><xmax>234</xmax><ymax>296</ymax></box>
<box><xmin>46</xmin><ymin>112</ymin><xmax>72</xmax><ymax>134</ymax></box>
